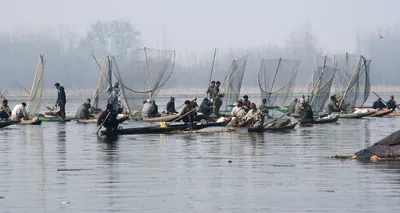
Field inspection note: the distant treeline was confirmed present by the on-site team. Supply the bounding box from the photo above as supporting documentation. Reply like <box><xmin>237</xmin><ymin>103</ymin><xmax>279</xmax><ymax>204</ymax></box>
<box><xmin>0</xmin><ymin>20</ymin><xmax>393</xmax><ymax>91</ymax></box>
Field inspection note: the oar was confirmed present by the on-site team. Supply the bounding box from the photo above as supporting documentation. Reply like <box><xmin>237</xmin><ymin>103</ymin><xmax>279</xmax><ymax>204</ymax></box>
<box><xmin>169</xmin><ymin>107</ymin><xmax>197</xmax><ymax>123</ymax></box>
<box><xmin>372</xmin><ymin>91</ymin><xmax>399</xmax><ymax>111</ymax></box>
<box><xmin>263</xmin><ymin>114</ymin><xmax>286</xmax><ymax>127</ymax></box>
<box><xmin>96</xmin><ymin>112</ymin><xmax>110</xmax><ymax>135</ymax></box>
<box><xmin>235</xmin><ymin>107</ymin><xmax>269</xmax><ymax>130</ymax></box>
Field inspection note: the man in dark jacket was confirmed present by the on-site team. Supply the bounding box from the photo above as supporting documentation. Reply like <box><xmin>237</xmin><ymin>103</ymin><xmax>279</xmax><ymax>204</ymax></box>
<box><xmin>325</xmin><ymin>95</ymin><xmax>340</xmax><ymax>114</ymax></box>
<box><xmin>387</xmin><ymin>95</ymin><xmax>397</xmax><ymax>111</ymax></box>
<box><xmin>97</xmin><ymin>104</ymin><xmax>118</xmax><ymax>131</ymax></box>
<box><xmin>55</xmin><ymin>83</ymin><xmax>66</xmax><ymax>119</ymax></box>
<box><xmin>372</xmin><ymin>98</ymin><xmax>386</xmax><ymax>110</ymax></box>
<box><xmin>198</xmin><ymin>98</ymin><xmax>212</xmax><ymax>119</ymax></box>
<box><xmin>180</xmin><ymin>100</ymin><xmax>195</xmax><ymax>124</ymax></box>
<box><xmin>166</xmin><ymin>97</ymin><xmax>178</xmax><ymax>114</ymax></box>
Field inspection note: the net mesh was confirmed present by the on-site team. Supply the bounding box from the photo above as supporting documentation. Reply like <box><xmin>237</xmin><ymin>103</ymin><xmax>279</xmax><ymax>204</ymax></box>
<box><xmin>309</xmin><ymin>56</ymin><xmax>336</xmax><ymax>114</ymax></box>
<box><xmin>26</xmin><ymin>55</ymin><xmax>45</xmax><ymax>117</ymax></box>
<box><xmin>219</xmin><ymin>55</ymin><xmax>248</xmax><ymax>113</ymax></box>
<box><xmin>93</xmin><ymin>56</ymin><xmax>111</xmax><ymax>110</ymax></box>
<box><xmin>335</xmin><ymin>54</ymin><xmax>371</xmax><ymax>109</ymax></box>
<box><xmin>258</xmin><ymin>58</ymin><xmax>300</xmax><ymax>108</ymax></box>
<box><xmin>112</xmin><ymin>47</ymin><xmax>175</xmax><ymax>114</ymax></box>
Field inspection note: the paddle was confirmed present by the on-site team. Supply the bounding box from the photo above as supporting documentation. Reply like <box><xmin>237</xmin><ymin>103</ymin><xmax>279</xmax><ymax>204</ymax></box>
<box><xmin>235</xmin><ymin>107</ymin><xmax>269</xmax><ymax>130</ymax></box>
<box><xmin>372</xmin><ymin>91</ymin><xmax>399</xmax><ymax>111</ymax></box>
<box><xmin>96</xmin><ymin>112</ymin><xmax>110</xmax><ymax>135</ymax></box>
<box><xmin>263</xmin><ymin>114</ymin><xmax>286</xmax><ymax>128</ymax></box>
<box><xmin>169</xmin><ymin>107</ymin><xmax>197</xmax><ymax>123</ymax></box>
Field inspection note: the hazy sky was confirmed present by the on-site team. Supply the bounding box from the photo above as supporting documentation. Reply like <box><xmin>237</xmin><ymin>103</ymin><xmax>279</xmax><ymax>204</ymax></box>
<box><xmin>1</xmin><ymin>0</ymin><xmax>399</xmax><ymax>54</ymax></box>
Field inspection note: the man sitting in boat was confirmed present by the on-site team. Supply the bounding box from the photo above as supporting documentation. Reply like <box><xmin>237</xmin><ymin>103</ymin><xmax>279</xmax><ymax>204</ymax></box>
<box><xmin>166</xmin><ymin>97</ymin><xmax>178</xmax><ymax>114</ymax></box>
<box><xmin>372</xmin><ymin>98</ymin><xmax>386</xmax><ymax>110</ymax></box>
<box><xmin>240</xmin><ymin>103</ymin><xmax>263</xmax><ymax>128</ymax></box>
<box><xmin>97</xmin><ymin>104</ymin><xmax>118</xmax><ymax>132</ymax></box>
<box><xmin>45</xmin><ymin>100</ymin><xmax>62</xmax><ymax>117</ymax></box>
<box><xmin>287</xmin><ymin>98</ymin><xmax>298</xmax><ymax>115</ymax></box>
<box><xmin>151</xmin><ymin>100</ymin><xmax>161</xmax><ymax>117</ymax></box>
<box><xmin>11</xmin><ymin>102</ymin><xmax>29</xmax><ymax>121</ymax></box>
<box><xmin>198</xmin><ymin>98</ymin><xmax>212</xmax><ymax>120</ymax></box>
<box><xmin>141</xmin><ymin>99</ymin><xmax>154</xmax><ymax>119</ymax></box>
<box><xmin>0</xmin><ymin>99</ymin><xmax>11</xmax><ymax>120</ymax></box>
<box><xmin>75</xmin><ymin>101</ymin><xmax>91</xmax><ymax>119</ymax></box>
<box><xmin>386</xmin><ymin>95</ymin><xmax>397</xmax><ymax>111</ymax></box>
<box><xmin>293</xmin><ymin>97</ymin><xmax>304</xmax><ymax>117</ymax></box>
<box><xmin>180</xmin><ymin>100</ymin><xmax>195</xmax><ymax>124</ymax></box>
<box><xmin>298</xmin><ymin>98</ymin><xmax>314</xmax><ymax>123</ymax></box>
<box><xmin>242</xmin><ymin>95</ymin><xmax>251</xmax><ymax>111</ymax></box>
<box><xmin>230</xmin><ymin>101</ymin><xmax>246</xmax><ymax>126</ymax></box>
<box><xmin>258</xmin><ymin>98</ymin><xmax>270</xmax><ymax>118</ymax></box>
<box><xmin>325</xmin><ymin>95</ymin><xmax>340</xmax><ymax>114</ymax></box>
<box><xmin>206</xmin><ymin>81</ymin><xmax>215</xmax><ymax>98</ymax></box>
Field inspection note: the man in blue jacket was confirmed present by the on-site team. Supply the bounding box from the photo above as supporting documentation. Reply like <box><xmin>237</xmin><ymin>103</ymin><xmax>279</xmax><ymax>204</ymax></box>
<box><xmin>55</xmin><ymin>82</ymin><xmax>66</xmax><ymax>119</ymax></box>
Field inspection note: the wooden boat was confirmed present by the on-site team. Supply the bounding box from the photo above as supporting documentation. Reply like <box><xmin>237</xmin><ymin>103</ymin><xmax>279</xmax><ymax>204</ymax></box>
<box><xmin>387</xmin><ymin>111</ymin><xmax>400</xmax><ymax>117</ymax></box>
<box><xmin>339</xmin><ymin>111</ymin><xmax>374</xmax><ymax>119</ymax></box>
<box><xmin>17</xmin><ymin>119</ymin><xmax>42</xmax><ymax>125</ymax></box>
<box><xmin>100</xmin><ymin>121</ymin><xmax>228</xmax><ymax>136</ymax></box>
<box><xmin>0</xmin><ymin>120</ymin><xmax>19</xmax><ymax>128</ymax></box>
<box><xmin>142</xmin><ymin>114</ymin><xmax>179</xmax><ymax>122</ymax></box>
<box><xmin>312</xmin><ymin>113</ymin><xmax>339</xmax><ymax>124</ymax></box>
<box><xmin>367</xmin><ymin>109</ymin><xmax>393</xmax><ymax>117</ymax></box>
<box><xmin>247</xmin><ymin>122</ymin><xmax>297</xmax><ymax>132</ymax></box>
<box><xmin>76</xmin><ymin>114</ymin><xmax>130</xmax><ymax>124</ymax></box>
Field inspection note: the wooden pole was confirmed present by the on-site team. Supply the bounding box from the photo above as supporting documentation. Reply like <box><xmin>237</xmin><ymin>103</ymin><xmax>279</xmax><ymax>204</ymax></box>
<box><xmin>207</xmin><ymin>48</ymin><xmax>217</xmax><ymax>96</ymax></box>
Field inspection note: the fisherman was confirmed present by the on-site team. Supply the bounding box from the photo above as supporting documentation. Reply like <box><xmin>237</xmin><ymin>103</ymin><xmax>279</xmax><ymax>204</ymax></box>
<box><xmin>258</xmin><ymin>98</ymin><xmax>270</xmax><ymax>118</ymax></box>
<box><xmin>151</xmin><ymin>100</ymin><xmax>161</xmax><ymax>117</ymax></box>
<box><xmin>11</xmin><ymin>102</ymin><xmax>29</xmax><ymax>121</ymax></box>
<box><xmin>166</xmin><ymin>97</ymin><xmax>178</xmax><ymax>114</ymax></box>
<box><xmin>180</xmin><ymin>100</ymin><xmax>195</xmax><ymax>124</ymax></box>
<box><xmin>325</xmin><ymin>95</ymin><xmax>340</xmax><ymax>114</ymax></box>
<box><xmin>242</xmin><ymin>95</ymin><xmax>251</xmax><ymax>111</ymax></box>
<box><xmin>107</xmin><ymin>82</ymin><xmax>121</xmax><ymax>112</ymax></box>
<box><xmin>97</xmin><ymin>103</ymin><xmax>119</xmax><ymax>132</ymax></box>
<box><xmin>298</xmin><ymin>98</ymin><xmax>314</xmax><ymax>123</ymax></box>
<box><xmin>206</xmin><ymin>81</ymin><xmax>215</xmax><ymax>98</ymax></box>
<box><xmin>240</xmin><ymin>103</ymin><xmax>263</xmax><ymax>128</ymax></box>
<box><xmin>198</xmin><ymin>98</ymin><xmax>212</xmax><ymax>120</ymax></box>
<box><xmin>75</xmin><ymin>101</ymin><xmax>91</xmax><ymax>119</ymax></box>
<box><xmin>293</xmin><ymin>97</ymin><xmax>304</xmax><ymax>117</ymax></box>
<box><xmin>214</xmin><ymin>94</ymin><xmax>223</xmax><ymax>115</ymax></box>
<box><xmin>0</xmin><ymin>99</ymin><xmax>11</xmax><ymax>120</ymax></box>
<box><xmin>287</xmin><ymin>98</ymin><xmax>298</xmax><ymax>115</ymax></box>
<box><xmin>372</xmin><ymin>98</ymin><xmax>386</xmax><ymax>110</ymax></box>
<box><xmin>210</xmin><ymin>81</ymin><xmax>220</xmax><ymax>100</ymax></box>
<box><xmin>55</xmin><ymin>82</ymin><xmax>66</xmax><ymax>119</ymax></box>
<box><xmin>190</xmin><ymin>97</ymin><xmax>199</xmax><ymax>109</ymax></box>
<box><xmin>386</xmin><ymin>95</ymin><xmax>397</xmax><ymax>111</ymax></box>
<box><xmin>117</xmin><ymin>97</ymin><xmax>128</xmax><ymax>115</ymax></box>
<box><xmin>45</xmin><ymin>100</ymin><xmax>62</xmax><ymax>117</ymax></box>
<box><xmin>141</xmin><ymin>99</ymin><xmax>154</xmax><ymax>119</ymax></box>
<box><xmin>230</xmin><ymin>101</ymin><xmax>246</xmax><ymax>126</ymax></box>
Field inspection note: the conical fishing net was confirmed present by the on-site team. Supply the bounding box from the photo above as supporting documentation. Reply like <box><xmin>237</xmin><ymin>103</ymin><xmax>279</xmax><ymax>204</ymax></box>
<box><xmin>219</xmin><ymin>55</ymin><xmax>248</xmax><ymax>113</ymax></box>
<box><xmin>258</xmin><ymin>58</ymin><xmax>300</xmax><ymax>110</ymax></box>
<box><xmin>26</xmin><ymin>55</ymin><xmax>45</xmax><ymax>117</ymax></box>
<box><xmin>92</xmin><ymin>56</ymin><xmax>112</xmax><ymax>111</ymax></box>
<box><xmin>112</xmin><ymin>47</ymin><xmax>175</xmax><ymax>114</ymax></box>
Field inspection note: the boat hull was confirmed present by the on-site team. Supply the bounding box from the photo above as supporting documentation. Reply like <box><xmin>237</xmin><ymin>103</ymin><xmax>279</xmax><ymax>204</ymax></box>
<box><xmin>247</xmin><ymin>122</ymin><xmax>297</xmax><ymax>132</ymax></box>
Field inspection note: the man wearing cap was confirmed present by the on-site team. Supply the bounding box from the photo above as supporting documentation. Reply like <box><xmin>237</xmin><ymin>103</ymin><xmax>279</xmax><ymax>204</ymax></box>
<box><xmin>387</xmin><ymin>95</ymin><xmax>397</xmax><ymax>111</ymax></box>
<box><xmin>11</xmin><ymin>102</ymin><xmax>29</xmax><ymax>121</ymax></box>
<box><xmin>0</xmin><ymin>99</ymin><xmax>11</xmax><ymax>120</ymax></box>
<box><xmin>240</xmin><ymin>103</ymin><xmax>263</xmax><ymax>128</ymax></box>
<box><xmin>55</xmin><ymin>82</ymin><xmax>66</xmax><ymax>119</ymax></box>
<box><xmin>206</xmin><ymin>81</ymin><xmax>215</xmax><ymax>98</ymax></box>
<box><xmin>166</xmin><ymin>97</ymin><xmax>178</xmax><ymax>114</ymax></box>
<box><xmin>97</xmin><ymin>103</ymin><xmax>119</xmax><ymax>131</ymax></box>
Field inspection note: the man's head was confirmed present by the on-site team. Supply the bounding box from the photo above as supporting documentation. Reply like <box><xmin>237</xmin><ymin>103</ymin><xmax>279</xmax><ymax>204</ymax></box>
<box><xmin>203</xmin><ymin>98</ymin><xmax>209</xmax><ymax>103</ymax></box>
<box><xmin>151</xmin><ymin>100</ymin><xmax>156</xmax><ymax>104</ymax></box>
<box><xmin>87</xmin><ymin>99</ymin><xmax>91</xmax><ymax>103</ymax></box>
<box><xmin>21</xmin><ymin>102</ymin><xmax>26</xmax><ymax>108</ymax></box>
<box><xmin>262</xmin><ymin>98</ymin><xmax>267</xmax><ymax>104</ymax></box>
<box><xmin>54</xmin><ymin>83</ymin><xmax>60</xmax><ymax>89</ymax></box>
<box><xmin>211</xmin><ymin>81</ymin><xmax>215</xmax><ymax>86</ymax></box>
<box><xmin>216</xmin><ymin>81</ymin><xmax>221</xmax><ymax>87</ymax></box>
<box><xmin>250</xmin><ymin>102</ymin><xmax>256</xmax><ymax>109</ymax></box>
<box><xmin>377</xmin><ymin>98</ymin><xmax>381</xmax><ymax>102</ymax></box>
<box><xmin>330</xmin><ymin>95</ymin><xmax>336</xmax><ymax>101</ymax></box>
<box><xmin>299</xmin><ymin>98</ymin><xmax>305</xmax><ymax>104</ymax></box>
<box><xmin>192</xmin><ymin>97</ymin><xmax>197</xmax><ymax>102</ymax></box>
<box><xmin>106</xmin><ymin>103</ymin><xmax>113</xmax><ymax>111</ymax></box>
<box><xmin>294</xmin><ymin>98</ymin><xmax>298</xmax><ymax>102</ymax></box>
<box><xmin>2</xmin><ymin>99</ymin><xmax>8</xmax><ymax>105</ymax></box>
<box><xmin>390</xmin><ymin>95</ymin><xmax>394</xmax><ymax>100</ymax></box>
<box><xmin>243</xmin><ymin>95</ymin><xmax>248</xmax><ymax>100</ymax></box>
<box><xmin>184</xmin><ymin>100</ymin><xmax>191</xmax><ymax>105</ymax></box>
<box><xmin>170</xmin><ymin>97</ymin><xmax>175</xmax><ymax>101</ymax></box>
<box><xmin>114</xmin><ymin>82</ymin><xmax>119</xmax><ymax>87</ymax></box>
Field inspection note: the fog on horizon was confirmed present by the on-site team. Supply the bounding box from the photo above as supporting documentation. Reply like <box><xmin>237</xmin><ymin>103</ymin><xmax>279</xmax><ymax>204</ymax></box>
<box><xmin>1</xmin><ymin>0</ymin><xmax>399</xmax><ymax>92</ymax></box>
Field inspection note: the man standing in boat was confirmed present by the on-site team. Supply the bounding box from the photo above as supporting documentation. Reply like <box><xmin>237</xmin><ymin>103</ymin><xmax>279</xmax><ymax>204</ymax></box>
<box><xmin>107</xmin><ymin>82</ymin><xmax>122</xmax><ymax>112</ymax></box>
<box><xmin>206</xmin><ymin>81</ymin><xmax>215</xmax><ymax>98</ymax></box>
<box><xmin>55</xmin><ymin>83</ymin><xmax>66</xmax><ymax>119</ymax></box>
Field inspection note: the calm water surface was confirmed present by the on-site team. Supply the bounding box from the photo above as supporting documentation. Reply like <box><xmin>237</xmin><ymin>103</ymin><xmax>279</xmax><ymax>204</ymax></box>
<box><xmin>1</xmin><ymin>95</ymin><xmax>400</xmax><ymax>212</ymax></box>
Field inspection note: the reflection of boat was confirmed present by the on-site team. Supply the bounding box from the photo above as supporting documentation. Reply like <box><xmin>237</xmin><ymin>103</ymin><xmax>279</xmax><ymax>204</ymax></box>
<box><xmin>100</xmin><ymin>121</ymin><xmax>228</xmax><ymax>136</ymax></box>
<box><xmin>0</xmin><ymin>120</ymin><xmax>19</xmax><ymax>128</ymax></box>
<box><xmin>247</xmin><ymin>122</ymin><xmax>297</xmax><ymax>132</ymax></box>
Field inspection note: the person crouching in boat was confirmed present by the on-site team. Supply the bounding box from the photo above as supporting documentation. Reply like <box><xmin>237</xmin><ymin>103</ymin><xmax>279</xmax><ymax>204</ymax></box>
<box><xmin>372</xmin><ymin>98</ymin><xmax>386</xmax><ymax>110</ymax></box>
<box><xmin>258</xmin><ymin>98</ymin><xmax>270</xmax><ymax>118</ymax></box>
<box><xmin>287</xmin><ymin>98</ymin><xmax>297</xmax><ymax>116</ymax></box>
<box><xmin>0</xmin><ymin>99</ymin><xmax>11</xmax><ymax>120</ymax></box>
<box><xmin>230</xmin><ymin>101</ymin><xmax>246</xmax><ymax>126</ymax></box>
<box><xmin>325</xmin><ymin>95</ymin><xmax>340</xmax><ymax>114</ymax></box>
<box><xmin>198</xmin><ymin>98</ymin><xmax>212</xmax><ymax>120</ymax></box>
<box><xmin>75</xmin><ymin>101</ymin><xmax>91</xmax><ymax>119</ymax></box>
<box><xmin>11</xmin><ymin>102</ymin><xmax>29</xmax><ymax>121</ymax></box>
<box><xmin>386</xmin><ymin>95</ymin><xmax>397</xmax><ymax>111</ymax></box>
<box><xmin>151</xmin><ymin>100</ymin><xmax>161</xmax><ymax>117</ymax></box>
<box><xmin>141</xmin><ymin>99</ymin><xmax>154</xmax><ymax>119</ymax></box>
<box><xmin>298</xmin><ymin>98</ymin><xmax>314</xmax><ymax>123</ymax></box>
<box><xmin>97</xmin><ymin>104</ymin><xmax>118</xmax><ymax>132</ymax></box>
<box><xmin>240</xmin><ymin>103</ymin><xmax>263</xmax><ymax>128</ymax></box>
<box><xmin>180</xmin><ymin>100</ymin><xmax>195</xmax><ymax>124</ymax></box>
<box><xmin>166</xmin><ymin>97</ymin><xmax>178</xmax><ymax>114</ymax></box>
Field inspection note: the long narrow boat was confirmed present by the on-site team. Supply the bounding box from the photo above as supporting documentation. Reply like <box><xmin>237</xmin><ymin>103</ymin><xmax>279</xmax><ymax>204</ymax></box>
<box><xmin>100</xmin><ymin>121</ymin><xmax>228</xmax><ymax>136</ymax></box>
<box><xmin>247</xmin><ymin>122</ymin><xmax>298</xmax><ymax>132</ymax></box>
<box><xmin>339</xmin><ymin>111</ymin><xmax>374</xmax><ymax>118</ymax></box>
<box><xmin>0</xmin><ymin>120</ymin><xmax>19</xmax><ymax>129</ymax></box>
<box><xmin>367</xmin><ymin>109</ymin><xmax>393</xmax><ymax>117</ymax></box>
<box><xmin>312</xmin><ymin>113</ymin><xmax>339</xmax><ymax>124</ymax></box>
<box><xmin>76</xmin><ymin>114</ymin><xmax>130</xmax><ymax>124</ymax></box>
<box><xmin>17</xmin><ymin>119</ymin><xmax>42</xmax><ymax>125</ymax></box>
<box><xmin>141</xmin><ymin>114</ymin><xmax>179</xmax><ymax>122</ymax></box>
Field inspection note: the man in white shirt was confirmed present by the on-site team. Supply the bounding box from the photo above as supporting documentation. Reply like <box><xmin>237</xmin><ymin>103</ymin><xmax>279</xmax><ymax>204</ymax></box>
<box><xmin>11</xmin><ymin>102</ymin><xmax>29</xmax><ymax>121</ymax></box>
<box><xmin>230</xmin><ymin>101</ymin><xmax>246</xmax><ymax>126</ymax></box>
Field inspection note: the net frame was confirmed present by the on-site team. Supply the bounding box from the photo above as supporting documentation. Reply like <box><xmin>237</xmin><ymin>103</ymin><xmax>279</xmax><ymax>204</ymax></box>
<box><xmin>26</xmin><ymin>55</ymin><xmax>45</xmax><ymax>117</ymax></box>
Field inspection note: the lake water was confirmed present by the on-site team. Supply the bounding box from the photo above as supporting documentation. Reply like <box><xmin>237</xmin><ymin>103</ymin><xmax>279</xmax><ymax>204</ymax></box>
<box><xmin>1</xmin><ymin>94</ymin><xmax>400</xmax><ymax>212</ymax></box>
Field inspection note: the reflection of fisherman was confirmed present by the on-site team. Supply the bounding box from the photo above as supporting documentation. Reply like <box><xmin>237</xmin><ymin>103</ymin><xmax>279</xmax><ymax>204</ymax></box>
<box><xmin>107</xmin><ymin>82</ymin><xmax>121</xmax><ymax>112</ymax></box>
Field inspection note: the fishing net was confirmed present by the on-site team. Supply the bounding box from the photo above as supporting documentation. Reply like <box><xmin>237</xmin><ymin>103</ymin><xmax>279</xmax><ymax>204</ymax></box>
<box><xmin>26</xmin><ymin>55</ymin><xmax>45</xmax><ymax>117</ymax></box>
<box><xmin>309</xmin><ymin>56</ymin><xmax>336</xmax><ymax>114</ymax></box>
<box><xmin>219</xmin><ymin>55</ymin><xmax>248</xmax><ymax>113</ymax></box>
<box><xmin>112</xmin><ymin>47</ymin><xmax>175</xmax><ymax>114</ymax></box>
<box><xmin>92</xmin><ymin>56</ymin><xmax>111</xmax><ymax>110</ymax></box>
<box><xmin>258</xmin><ymin>58</ymin><xmax>300</xmax><ymax>109</ymax></box>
